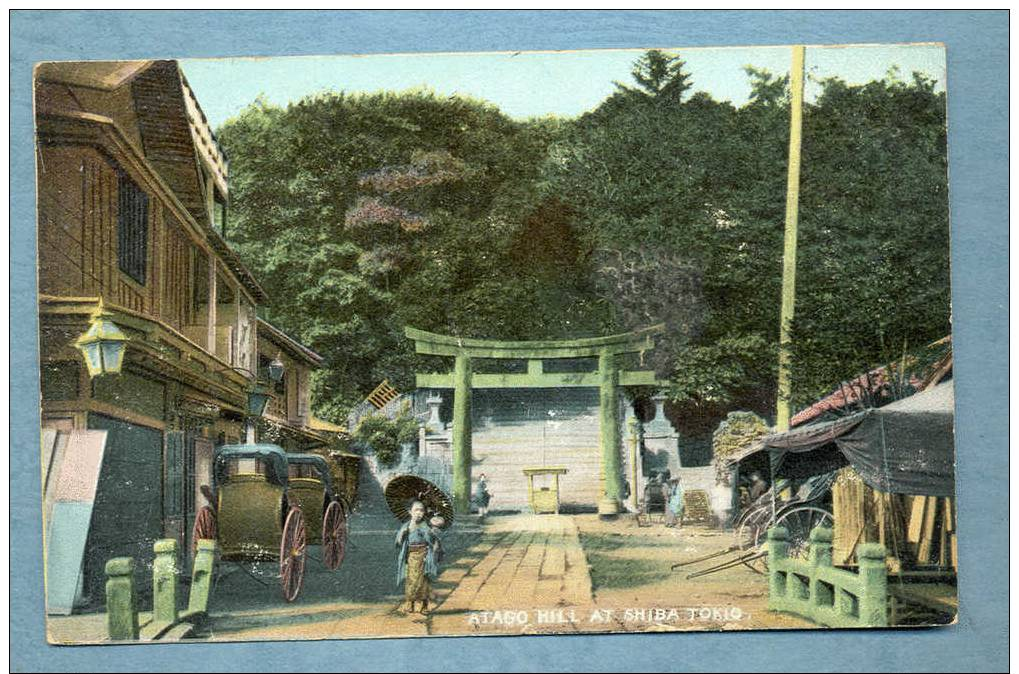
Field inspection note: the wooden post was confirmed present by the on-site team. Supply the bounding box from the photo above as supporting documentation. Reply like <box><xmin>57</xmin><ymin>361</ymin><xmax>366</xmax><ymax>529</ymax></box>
<box><xmin>598</xmin><ymin>348</ymin><xmax>622</xmax><ymax>516</ymax></box>
<box><xmin>628</xmin><ymin>416</ymin><xmax>640</xmax><ymax>513</ymax></box>
<box><xmin>207</xmin><ymin>259</ymin><xmax>217</xmax><ymax>356</ymax></box>
<box><xmin>452</xmin><ymin>353</ymin><xmax>472</xmax><ymax>514</ymax></box>
<box><xmin>776</xmin><ymin>45</ymin><xmax>806</xmax><ymax>431</ymax></box>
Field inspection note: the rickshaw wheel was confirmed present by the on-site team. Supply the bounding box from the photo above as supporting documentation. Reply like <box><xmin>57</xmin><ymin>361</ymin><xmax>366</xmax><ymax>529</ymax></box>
<box><xmin>774</xmin><ymin>506</ymin><xmax>833</xmax><ymax>560</ymax></box>
<box><xmin>192</xmin><ymin>506</ymin><xmax>217</xmax><ymax>555</ymax></box>
<box><xmin>734</xmin><ymin>505</ymin><xmax>772</xmax><ymax>552</ymax></box>
<box><xmin>279</xmin><ymin>506</ymin><xmax>307</xmax><ymax>602</ymax></box>
<box><xmin>322</xmin><ymin>501</ymin><xmax>348</xmax><ymax>570</ymax></box>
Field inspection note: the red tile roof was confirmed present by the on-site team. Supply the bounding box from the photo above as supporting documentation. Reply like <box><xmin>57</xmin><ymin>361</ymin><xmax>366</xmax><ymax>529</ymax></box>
<box><xmin>790</xmin><ymin>336</ymin><xmax>952</xmax><ymax>428</ymax></box>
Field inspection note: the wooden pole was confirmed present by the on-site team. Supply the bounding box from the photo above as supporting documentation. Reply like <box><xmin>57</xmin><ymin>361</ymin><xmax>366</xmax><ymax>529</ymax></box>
<box><xmin>629</xmin><ymin>416</ymin><xmax>640</xmax><ymax>513</ymax></box>
<box><xmin>775</xmin><ymin>45</ymin><xmax>806</xmax><ymax>432</ymax></box>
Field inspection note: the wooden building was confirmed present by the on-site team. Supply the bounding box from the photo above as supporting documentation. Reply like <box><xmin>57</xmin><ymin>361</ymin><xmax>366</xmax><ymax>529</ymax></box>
<box><xmin>255</xmin><ymin>318</ymin><xmax>333</xmax><ymax>451</ymax></box>
<box><xmin>34</xmin><ymin>60</ymin><xmax>333</xmax><ymax>610</ymax></box>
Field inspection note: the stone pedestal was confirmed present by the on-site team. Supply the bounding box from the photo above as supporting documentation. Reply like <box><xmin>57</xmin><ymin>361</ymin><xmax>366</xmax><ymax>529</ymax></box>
<box><xmin>597</xmin><ymin>496</ymin><xmax>621</xmax><ymax>518</ymax></box>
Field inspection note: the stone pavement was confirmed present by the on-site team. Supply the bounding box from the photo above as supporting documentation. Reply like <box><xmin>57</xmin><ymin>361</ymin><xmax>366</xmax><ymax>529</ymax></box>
<box><xmin>427</xmin><ymin>514</ymin><xmax>596</xmax><ymax>635</ymax></box>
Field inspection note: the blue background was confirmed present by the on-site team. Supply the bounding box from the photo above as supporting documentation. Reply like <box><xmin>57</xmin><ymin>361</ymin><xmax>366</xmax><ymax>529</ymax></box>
<box><xmin>10</xmin><ymin>10</ymin><xmax>1008</xmax><ymax>672</ymax></box>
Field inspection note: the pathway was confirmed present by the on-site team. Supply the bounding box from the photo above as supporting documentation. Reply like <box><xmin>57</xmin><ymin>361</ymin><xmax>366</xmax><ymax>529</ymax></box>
<box><xmin>427</xmin><ymin>514</ymin><xmax>596</xmax><ymax>635</ymax></box>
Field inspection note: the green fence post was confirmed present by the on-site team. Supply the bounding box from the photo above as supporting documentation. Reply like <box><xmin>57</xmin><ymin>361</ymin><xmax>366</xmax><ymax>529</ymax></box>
<box><xmin>152</xmin><ymin>539</ymin><xmax>179</xmax><ymax>626</ymax></box>
<box><xmin>857</xmin><ymin>543</ymin><xmax>889</xmax><ymax>627</ymax></box>
<box><xmin>105</xmin><ymin>557</ymin><xmax>139</xmax><ymax>641</ymax></box>
<box><xmin>767</xmin><ymin>527</ymin><xmax>789</xmax><ymax>612</ymax></box>
<box><xmin>183</xmin><ymin>539</ymin><xmax>217</xmax><ymax>621</ymax></box>
<box><xmin>808</xmin><ymin>527</ymin><xmax>834</xmax><ymax>617</ymax></box>
<box><xmin>808</xmin><ymin>526</ymin><xmax>833</xmax><ymax>567</ymax></box>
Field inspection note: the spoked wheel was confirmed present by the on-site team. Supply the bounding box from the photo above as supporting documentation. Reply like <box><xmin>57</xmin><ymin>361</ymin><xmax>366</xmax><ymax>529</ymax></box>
<box><xmin>279</xmin><ymin>506</ymin><xmax>307</xmax><ymax>602</ymax></box>
<box><xmin>734</xmin><ymin>506</ymin><xmax>773</xmax><ymax>552</ymax></box>
<box><xmin>322</xmin><ymin>501</ymin><xmax>348</xmax><ymax>570</ymax></box>
<box><xmin>774</xmin><ymin>506</ymin><xmax>834</xmax><ymax>560</ymax></box>
<box><xmin>192</xmin><ymin>505</ymin><xmax>217</xmax><ymax>556</ymax></box>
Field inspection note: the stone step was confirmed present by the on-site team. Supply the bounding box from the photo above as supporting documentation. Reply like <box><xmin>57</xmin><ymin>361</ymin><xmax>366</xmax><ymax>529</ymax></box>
<box><xmin>682</xmin><ymin>489</ymin><xmax>713</xmax><ymax>522</ymax></box>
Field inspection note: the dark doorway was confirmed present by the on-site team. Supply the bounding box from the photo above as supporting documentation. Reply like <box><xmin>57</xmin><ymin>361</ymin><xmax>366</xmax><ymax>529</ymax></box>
<box><xmin>84</xmin><ymin>414</ymin><xmax>163</xmax><ymax>607</ymax></box>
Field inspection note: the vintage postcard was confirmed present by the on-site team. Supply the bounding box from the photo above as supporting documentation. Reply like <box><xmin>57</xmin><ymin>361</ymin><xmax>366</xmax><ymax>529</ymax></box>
<box><xmin>36</xmin><ymin>43</ymin><xmax>955</xmax><ymax>645</ymax></box>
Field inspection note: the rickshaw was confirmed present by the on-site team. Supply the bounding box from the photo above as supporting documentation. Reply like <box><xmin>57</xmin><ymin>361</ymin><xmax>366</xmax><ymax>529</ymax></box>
<box><xmin>284</xmin><ymin>453</ymin><xmax>349</xmax><ymax>571</ymax></box>
<box><xmin>732</xmin><ymin>471</ymin><xmax>836</xmax><ymax>558</ymax></box>
<box><xmin>191</xmin><ymin>444</ymin><xmax>343</xmax><ymax>602</ymax></box>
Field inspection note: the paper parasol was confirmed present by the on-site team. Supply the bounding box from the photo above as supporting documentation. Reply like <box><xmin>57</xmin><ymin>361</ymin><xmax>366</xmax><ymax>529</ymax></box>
<box><xmin>384</xmin><ymin>474</ymin><xmax>454</xmax><ymax>528</ymax></box>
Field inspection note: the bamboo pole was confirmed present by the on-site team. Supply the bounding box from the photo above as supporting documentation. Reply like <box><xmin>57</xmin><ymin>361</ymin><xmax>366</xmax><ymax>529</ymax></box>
<box><xmin>775</xmin><ymin>45</ymin><xmax>806</xmax><ymax>432</ymax></box>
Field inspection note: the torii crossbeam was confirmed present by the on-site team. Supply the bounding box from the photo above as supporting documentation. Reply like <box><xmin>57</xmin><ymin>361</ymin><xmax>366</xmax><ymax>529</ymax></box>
<box><xmin>405</xmin><ymin>324</ymin><xmax>667</xmax><ymax>515</ymax></box>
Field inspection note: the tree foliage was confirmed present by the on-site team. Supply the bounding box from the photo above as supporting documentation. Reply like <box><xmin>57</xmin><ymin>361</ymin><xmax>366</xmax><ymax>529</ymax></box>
<box><xmin>218</xmin><ymin>91</ymin><xmax>599</xmax><ymax>419</ymax></box>
<box><xmin>353</xmin><ymin>411</ymin><xmax>419</xmax><ymax>467</ymax></box>
<box><xmin>218</xmin><ymin>54</ymin><xmax>949</xmax><ymax>435</ymax></box>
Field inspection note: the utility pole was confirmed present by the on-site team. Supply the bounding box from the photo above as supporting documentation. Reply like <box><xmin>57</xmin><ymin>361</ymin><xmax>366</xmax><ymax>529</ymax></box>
<box><xmin>775</xmin><ymin>45</ymin><xmax>806</xmax><ymax>432</ymax></box>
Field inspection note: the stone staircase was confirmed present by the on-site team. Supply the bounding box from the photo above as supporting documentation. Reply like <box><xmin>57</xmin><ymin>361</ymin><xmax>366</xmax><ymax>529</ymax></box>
<box><xmin>682</xmin><ymin>489</ymin><xmax>713</xmax><ymax>524</ymax></box>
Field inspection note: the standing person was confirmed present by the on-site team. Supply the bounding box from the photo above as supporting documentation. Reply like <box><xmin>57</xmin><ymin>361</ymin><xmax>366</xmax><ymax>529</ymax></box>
<box><xmin>474</xmin><ymin>472</ymin><xmax>492</xmax><ymax>521</ymax></box>
<box><xmin>710</xmin><ymin>473</ymin><xmax>735</xmax><ymax>530</ymax></box>
<box><xmin>748</xmin><ymin>472</ymin><xmax>768</xmax><ymax>501</ymax></box>
<box><xmin>395</xmin><ymin>500</ymin><xmax>442</xmax><ymax>614</ymax></box>
<box><xmin>664</xmin><ymin>477</ymin><xmax>685</xmax><ymax>528</ymax></box>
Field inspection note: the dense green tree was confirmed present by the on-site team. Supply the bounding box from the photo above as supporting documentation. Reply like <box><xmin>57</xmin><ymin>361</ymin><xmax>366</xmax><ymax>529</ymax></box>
<box><xmin>218</xmin><ymin>92</ymin><xmax>598</xmax><ymax>420</ymax></box>
<box><xmin>614</xmin><ymin>49</ymin><xmax>693</xmax><ymax>105</ymax></box>
<box><xmin>219</xmin><ymin>52</ymin><xmax>949</xmax><ymax>433</ymax></box>
<box><xmin>541</xmin><ymin>56</ymin><xmax>949</xmax><ymax>432</ymax></box>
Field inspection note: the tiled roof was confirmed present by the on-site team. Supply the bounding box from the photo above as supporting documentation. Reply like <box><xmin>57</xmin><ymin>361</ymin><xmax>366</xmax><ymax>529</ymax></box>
<box><xmin>790</xmin><ymin>336</ymin><xmax>952</xmax><ymax>428</ymax></box>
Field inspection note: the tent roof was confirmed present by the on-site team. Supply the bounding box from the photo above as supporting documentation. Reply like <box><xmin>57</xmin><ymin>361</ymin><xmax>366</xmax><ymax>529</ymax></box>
<box><xmin>734</xmin><ymin>382</ymin><xmax>955</xmax><ymax>497</ymax></box>
<box><xmin>881</xmin><ymin>379</ymin><xmax>953</xmax><ymax>414</ymax></box>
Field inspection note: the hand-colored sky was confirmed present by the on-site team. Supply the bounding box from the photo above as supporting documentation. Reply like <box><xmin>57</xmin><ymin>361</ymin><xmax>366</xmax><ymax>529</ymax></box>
<box><xmin>181</xmin><ymin>44</ymin><xmax>945</xmax><ymax>129</ymax></box>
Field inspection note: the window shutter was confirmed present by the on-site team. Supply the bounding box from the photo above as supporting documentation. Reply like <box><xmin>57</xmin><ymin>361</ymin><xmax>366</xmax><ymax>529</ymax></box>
<box><xmin>117</xmin><ymin>170</ymin><xmax>149</xmax><ymax>285</ymax></box>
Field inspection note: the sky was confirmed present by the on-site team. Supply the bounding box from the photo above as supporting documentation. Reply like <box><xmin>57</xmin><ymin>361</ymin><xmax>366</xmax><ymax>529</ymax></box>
<box><xmin>181</xmin><ymin>44</ymin><xmax>946</xmax><ymax>129</ymax></box>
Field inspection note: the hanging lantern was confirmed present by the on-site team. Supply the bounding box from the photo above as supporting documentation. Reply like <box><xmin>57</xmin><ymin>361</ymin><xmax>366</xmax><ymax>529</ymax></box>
<box><xmin>74</xmin><ymin>301</ymin><xmax>129</xmax><ymax>377</ymax></box>
<box><xmin>247</xmin><ymin>381</ymin><xmax>272</xmax><ymax>418</ymax></box>
<box><xmin>267</xmin><ymin>353</ymin><xmax>285</xmax><ymax>384</ymax></box>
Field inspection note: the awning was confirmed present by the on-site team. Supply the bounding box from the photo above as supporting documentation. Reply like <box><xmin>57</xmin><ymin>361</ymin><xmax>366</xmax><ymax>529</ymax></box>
<box><xmin>755</xmin><ymin>381</ymin><xmax>955</xmax><ymax>497</ymax></box>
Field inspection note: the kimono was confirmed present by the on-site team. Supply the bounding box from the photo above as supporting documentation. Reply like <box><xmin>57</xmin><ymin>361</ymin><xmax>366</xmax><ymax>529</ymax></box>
<box><xmin>664</xmin><ymin>482</ymin><xmax>685</xmax><ymax>527</ymax></box>
<box><xmin>474</xmin><ymin>478</ymin><xmax>491</xmax><ymax>509</ymax></box>
<box><xmin>395</xmin><ymin>521</ymin><xmax>440</xmax><ymax>603</ymax></box>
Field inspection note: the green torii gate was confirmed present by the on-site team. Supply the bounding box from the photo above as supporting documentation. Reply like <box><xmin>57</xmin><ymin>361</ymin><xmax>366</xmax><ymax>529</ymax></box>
<box><xmin>405</xmin><ymin>324</ymin><xmax>666</xmax><ymax>515</ymax></box>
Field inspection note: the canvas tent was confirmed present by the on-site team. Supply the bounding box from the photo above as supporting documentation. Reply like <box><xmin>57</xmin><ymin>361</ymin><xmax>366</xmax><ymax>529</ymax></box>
<box><xmin>733</xmin><ymin>381</ymin><xmax>955</xmax><ymax>497</ymax></box>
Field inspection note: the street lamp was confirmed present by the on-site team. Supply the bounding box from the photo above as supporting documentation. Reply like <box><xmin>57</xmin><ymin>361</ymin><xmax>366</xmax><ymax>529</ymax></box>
<box><xmin>246</xmin><ymin>380</ymin><xmax>272</xmax><ymax>417</ymax></box>
<box><xmin>212</xmin><ymin>366</ymin><xmax>280</xmax><ymax>445</ymax></box>
<box><xmin>211</xmin><ymin>367</ymin><xmax>277</xmax><ymax>418</ymax></box>
<box><xmin>75</xmin><ymin>300</ymin><xmax>129</xmax><ymax>377</ymax></box>
<box><xmin>267</xmin><ymin>353</ymin><xmax>285</xmax><ymax>384</ymax></box>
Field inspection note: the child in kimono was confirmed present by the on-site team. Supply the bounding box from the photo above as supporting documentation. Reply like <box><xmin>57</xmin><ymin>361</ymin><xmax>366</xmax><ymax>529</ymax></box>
<box><xmin>664</xmin><ymin>477</ymin><xmax>685</xmax><ymax>528</ymax></box>
<box><xmin>395</xmin><ymin>500</ymin><xmax>442</xmax><ymax>614</ymax></box>
<box><xmin>474</xmin><ymin>473</ymin><xmax>492</xmax><ymax>521</ymax></box>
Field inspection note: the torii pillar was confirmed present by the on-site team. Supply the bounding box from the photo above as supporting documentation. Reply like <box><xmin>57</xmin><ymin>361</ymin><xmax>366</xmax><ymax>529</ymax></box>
<box><xmin>598</xmin><ymin>349</ymin><xmax>623</xmax><ymax>514</ymax></box>
<box><xmin>451</xmin><ymin>353</ymin><xmax>473</xmax><ymax>509</ymax></box>
<box><xmin>406</xmin><ymin>325</ymin><xmax>666</xmax><ymax>516</ymax></box>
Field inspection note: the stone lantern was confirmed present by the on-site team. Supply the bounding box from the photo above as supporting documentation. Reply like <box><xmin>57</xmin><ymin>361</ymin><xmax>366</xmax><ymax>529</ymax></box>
<box><xmin>642</xmin><ymin>393</ymin><xmax>680</xmax><ymax>478</ymax></box>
